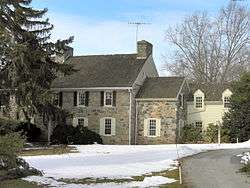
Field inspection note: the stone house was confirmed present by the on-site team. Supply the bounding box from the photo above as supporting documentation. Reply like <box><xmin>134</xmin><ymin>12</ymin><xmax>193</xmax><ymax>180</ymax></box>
<box><xmin>187</xmin><ymin>83</ymin><xmax>232</xmax><ymax>130</ymax></box>
<box><xmin>50</xmin><ymin>40</ymin><xmax>189</xmax><ymax>145</ymax></box>
<box><xmin>0</xmin><ymin>40</ymin><xmax>191</xmax><ymax>145</ymax></box>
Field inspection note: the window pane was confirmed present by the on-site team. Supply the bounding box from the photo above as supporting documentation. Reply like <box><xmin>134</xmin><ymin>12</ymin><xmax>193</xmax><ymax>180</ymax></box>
<box><xmin>54</xmin><ymin>93</ymin><xmax>59</xmax><ymax>106</ymax></box>
<box><xmin>149</xmin><ymin>119</ymin><xmax>156</xmax><ymax>136</ymax></box>
<box><xmin>195</xmin><ymin>121</ymin><xmax>203</xmax><ymax>133</ymax></box>
<box><xmin>105</xmin><ymin>118</ymin><xmax>112</xmax><ymax>135</ymax></box>
<box><xmin>195</xmin><ymin>97</ymin><xmax>203</xmax><ymax>108</ymax></box>
<box><xmin>78</xmin><ymin>118</ymin><xmax>84</xmax><ymax>126</ymax></box>
<box><xmin>79</xmin><ymin>92</ymin><xmax>85</xmax><ymax>105</ymax></box>
<box><xmin>105</xmin><ymin>92</ymin><xmax>112</xmax><ymax>106</ymax></box>
<box><xmin>224</xmin><ymin>97</ymin><xmax>230</xmax><ymax>108</ymax></box>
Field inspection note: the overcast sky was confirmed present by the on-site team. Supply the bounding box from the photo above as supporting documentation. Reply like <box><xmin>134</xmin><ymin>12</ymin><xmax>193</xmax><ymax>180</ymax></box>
<box><xmin>32</xmin><ymin>0</ymin><xmax>248</xmax><ymax>75</ymax></box>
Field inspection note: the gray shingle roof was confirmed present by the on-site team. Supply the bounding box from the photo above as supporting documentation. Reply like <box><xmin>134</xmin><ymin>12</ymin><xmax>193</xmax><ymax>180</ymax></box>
<box><xmin>136</xmin><ymin>77</ymin><xmax>185</xmax><ymax>99</ymax></box>
<box><xmin>187</xmin><ymin>83</ymin><xmax>232</xmax><ymax>101</ymax></box>
<box><xmin>52</xmin><ymin>54</ymin><xmax>146</xmax><ymax>88</ymax></box>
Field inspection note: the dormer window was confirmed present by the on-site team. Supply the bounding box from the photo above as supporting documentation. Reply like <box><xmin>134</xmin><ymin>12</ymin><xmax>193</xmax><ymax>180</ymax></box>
<box><xmin>194</xmin><ymin>89</ymin><xmax>204</xmax><ymax>109</ymax></box>
<box><xmin>195</xmin><ymin>97</ymin><xmax>203</xmax><ymax>108</ymax></box>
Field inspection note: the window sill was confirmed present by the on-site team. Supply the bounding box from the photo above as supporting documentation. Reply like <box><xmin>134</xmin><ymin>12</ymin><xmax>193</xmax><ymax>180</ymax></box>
<box><xmin>147</xmin><ymin>135</ymin><xmax>158</xmax><ymax>138</ymax></box>
<box><xmin>103</xmin><ymin>134</ymin><xmax>113</xmax><ymax>137</ymax></box>
<box><xmin>104</xmin><ymin>105</ymin><xmax>114</xmax><ymax>107</ymax></box>
<box><xmin>77</xmin><ymin>105</ymin><xmax>87</xmax><ymax>107</ymax></box>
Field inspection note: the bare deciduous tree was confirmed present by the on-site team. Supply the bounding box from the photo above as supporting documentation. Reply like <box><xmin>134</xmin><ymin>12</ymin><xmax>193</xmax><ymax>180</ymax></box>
<box><xmin>164</xmin><ymin>2</ymin><xmax>249</xmax><ymax>83</ymax></box>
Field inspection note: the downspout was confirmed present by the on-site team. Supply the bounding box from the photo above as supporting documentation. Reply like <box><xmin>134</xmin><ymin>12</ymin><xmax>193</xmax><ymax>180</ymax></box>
<box><xmin>135</xmin><ymin>100</ymin><xmax>138</xmax><ymax>145</ymax></box>
<box><xmin>128</xmin><ymin>89</ymin><xmax>132</xmax><ymax>145</ymax></box>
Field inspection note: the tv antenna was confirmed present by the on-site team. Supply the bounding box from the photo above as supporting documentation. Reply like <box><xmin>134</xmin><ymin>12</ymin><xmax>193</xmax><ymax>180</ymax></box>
<box><xmin>128</xmin><ymin>22</ymin><xmax>151</xmax><ymax>44</ymax></box>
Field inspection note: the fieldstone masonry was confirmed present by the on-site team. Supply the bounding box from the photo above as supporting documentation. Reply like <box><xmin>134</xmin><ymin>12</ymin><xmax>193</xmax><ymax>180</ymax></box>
<box><xmin>136</xmin><ymin>100</ymin><xmax>178</xmax><ymax>144</ymax></box>
<box><xmin>62</xmin><ymin>90</ymin><xmax>130</xmax><ymax>145</ymax></box>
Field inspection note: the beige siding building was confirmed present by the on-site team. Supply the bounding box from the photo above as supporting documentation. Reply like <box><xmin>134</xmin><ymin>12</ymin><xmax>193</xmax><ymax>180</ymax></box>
<box><xmin>187</xmin><ymin>84</ymin><xmax>232</xmax><ymax>130</ymax></box>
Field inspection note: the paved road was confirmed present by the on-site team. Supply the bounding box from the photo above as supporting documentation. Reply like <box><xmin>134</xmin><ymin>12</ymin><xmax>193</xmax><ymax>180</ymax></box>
<box><xmin>182</xmin><ymin>149</ymin><xmax>250</xmax><ymax>188</ymax></box>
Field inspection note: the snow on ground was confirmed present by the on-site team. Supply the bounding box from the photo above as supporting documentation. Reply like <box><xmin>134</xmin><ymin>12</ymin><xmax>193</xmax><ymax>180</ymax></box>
<box><xmin>22</xmin><ymin>141</ymin><xmax>250</xmax><ymax>187</ymax></box>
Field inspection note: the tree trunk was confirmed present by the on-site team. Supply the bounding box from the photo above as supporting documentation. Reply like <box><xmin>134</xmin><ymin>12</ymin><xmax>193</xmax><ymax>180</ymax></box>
<box><xmin>47</xmin><ymin>116</ymin><xmax>52</xmax><ymax>145</ymax></box>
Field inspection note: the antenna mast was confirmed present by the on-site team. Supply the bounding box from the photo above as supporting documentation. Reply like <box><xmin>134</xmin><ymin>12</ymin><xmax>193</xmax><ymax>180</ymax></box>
<box><xmin>128</xmin><ymin>22</ymin><xmax>151</xmax><ymax>44</ymax></box>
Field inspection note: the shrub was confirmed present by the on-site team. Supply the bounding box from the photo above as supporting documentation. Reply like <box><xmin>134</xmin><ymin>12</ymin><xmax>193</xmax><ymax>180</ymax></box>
<box><xmin>0</xmin><ymin>118</ymin><xmax>41</xmax><ymax>142</ymax></box>
<box><xmin>51</xmin><ymin>124</ymin><xmax>103</xmax><ymax>145</ymax></box>
<box><xmin>0</xmin><ymin>132</ymin><xmax>25</xmax><ymax>170</ymax></box>
<box><xmin>0</xmin><ymin>118</ymin><xmax>19</xmax><ymax>135</ymax></box>
<box><xmin>181</xmin><ymin>123</ymin><xmax>203</xmax><ymax>143</ymax></box>
<box><xmin>0</xmin><ymin>133</ymin><xmax>42</xmax><ymax>180</ymax></box>
<box><xmin>204</xmin><ymin>123</ymin><xmax>218</xmax><ymax>143</ymax></box>
<box><xmin>16</xmin><ymin>122</ymin><xmax>41</xmax><ymax>142</ymax></box>
<box><xmin>203</xmin><ymin>123</ymin><xmax>230</xmax><ymax>143</ymax></box>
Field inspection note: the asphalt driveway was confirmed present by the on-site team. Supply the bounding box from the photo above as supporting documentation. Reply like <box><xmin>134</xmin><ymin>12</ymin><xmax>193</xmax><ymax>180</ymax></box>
<box><xmin>182</xmin><ymin>149</ymin><xmax>250</xmax><ymax>188</ymax></box>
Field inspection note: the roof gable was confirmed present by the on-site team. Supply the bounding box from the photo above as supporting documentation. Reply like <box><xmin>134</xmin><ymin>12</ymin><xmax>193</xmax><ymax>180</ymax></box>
<box><xmin>136</xmin><ymin>77</ymin><xmax>185</xmax><ymax>99</ymax></box>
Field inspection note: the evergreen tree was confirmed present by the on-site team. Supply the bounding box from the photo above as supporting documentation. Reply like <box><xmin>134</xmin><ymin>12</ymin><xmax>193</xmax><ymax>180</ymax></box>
<box><xmin>223</xmin><ymin>72</ymin><xmax>250</xmax><ymax>142</ymax></box>
<box><xmin>0</xmin><ymin>0</ymin><xmax>74</xmax><ymax>141</ymax></box>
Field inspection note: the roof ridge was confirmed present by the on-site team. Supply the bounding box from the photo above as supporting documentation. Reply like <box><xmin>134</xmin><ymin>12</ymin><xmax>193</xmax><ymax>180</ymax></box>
<box><xmin>71</xmin><ymin>53</ymin><xmax>137</xmax><ymax>58</ymax></box>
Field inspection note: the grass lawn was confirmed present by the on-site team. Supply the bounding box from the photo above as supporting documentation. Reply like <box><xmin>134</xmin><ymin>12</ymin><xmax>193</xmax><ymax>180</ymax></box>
<box><xmin>0</xmin><ymin>179</ymin><xmax>45</xmax><ymax>188</ymax></box>
<box><xmin>239</xmin><ymin>163</ymin><xmax>250</xmax><ymax>176</ymax></box>
<box><xmin>0</xmin><ymin>170</ymin><xmax>45</xmax><ymax>188</ymax></box>
<box><xmin>19</xmin><ymin>145</ymin><xmax>78</xmax><ymax>156</ymax></box>
<box><xmin>59</xmin><ymin>168</ymin><xmax>187</xmax><ymax>188</ymax></box>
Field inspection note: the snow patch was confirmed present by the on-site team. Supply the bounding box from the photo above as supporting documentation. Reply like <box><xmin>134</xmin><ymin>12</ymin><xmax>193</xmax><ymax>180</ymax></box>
<box><xmin>22</xmin><ymin>141</ymin><xmax>250</xmax><ymax>187</ymax></box>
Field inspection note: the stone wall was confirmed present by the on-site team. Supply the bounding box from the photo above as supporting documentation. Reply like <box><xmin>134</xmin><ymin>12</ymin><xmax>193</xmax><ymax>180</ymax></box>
<box><xmin>61</xmin><ymin>89</ymin><xmax>130</xmax><ymax>145</ymax></box>
<box><xmin>136</xmin><ymin>100</ymin><xmax>177</xmax><ymax>144</ymax></box>
<box><xmin>131</xmin><ymin>54</ymin><xmax>159</xmax><ymax>144</ymax></box>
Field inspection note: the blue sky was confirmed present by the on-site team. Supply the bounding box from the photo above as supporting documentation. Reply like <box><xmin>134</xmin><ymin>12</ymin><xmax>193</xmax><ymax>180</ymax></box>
<box><xmin>32</xmin><ymin>0</ymin><xmax>248</xmax><ymax>75</ymax></box>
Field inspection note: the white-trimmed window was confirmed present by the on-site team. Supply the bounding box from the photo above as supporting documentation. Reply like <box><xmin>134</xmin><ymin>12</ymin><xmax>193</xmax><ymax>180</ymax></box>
<box><xmin>195</xmin><ymin>96</ymin><xmax>203</xmax><ymax>108</ymax></box>
<box><xmin>144</xmin><ymin>118</ymin><xmax>161</xmax><ymax>137</ymax></box>
<box><xmin>78</xmin><ymin>118</ymin><xmax>85</xmax><ymax>127</ymax></box>
<box><xmin>149</xmin><ymin>119</ymin><xmax>157</xmax><ymax>136</ymax></box>
<box><xmin>223</xmin><ymin>96</ymin><xmax>230</xmax><ymax>108</ymax></box>
<box><xmin>104</xmin><ymin>91</ymin><xmax>112</xmax><ymax>106</ymax></box>
<box><xmin>195</xmin><ymin>121</ymin><xmax>203</xmax><ymax>133</ymax></box>
<box><xmin>73</xmin><ymin>117</ymin><xmax>88</xmax><ymax>127</ymax></box>
<box><xmin>100</xmin><ymin>117</ymin><xmax>116</xmax><ymax>136</ymax></box>
<box><xmin>104</xmin><ymin>118</ymin><xmax>112</xmax><ymax>135</ymax></box>
<box><xmin>78</xmin><ymin>92</ymin><xmax>85</xmax><ymax>106</ymax></box>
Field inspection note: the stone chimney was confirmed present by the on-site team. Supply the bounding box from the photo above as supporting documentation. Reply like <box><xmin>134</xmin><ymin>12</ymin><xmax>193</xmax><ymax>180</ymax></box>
<box><xmin>137</xmin><ymin>40</ymin><xmax>153</xmax><ymax>59</ymax></box>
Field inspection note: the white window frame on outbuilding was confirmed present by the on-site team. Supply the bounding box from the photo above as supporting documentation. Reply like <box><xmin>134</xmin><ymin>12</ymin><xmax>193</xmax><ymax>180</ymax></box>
<box><xmin>144</xmin><ymin>118</ymin><xmax>161</xmax><ymax>137</ymax></box>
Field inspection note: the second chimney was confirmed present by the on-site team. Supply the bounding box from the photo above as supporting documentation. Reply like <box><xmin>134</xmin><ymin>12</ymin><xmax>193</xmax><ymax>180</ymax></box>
<box><xmin>137</xmin><ymin>40</ymin><xmax>153</xmax><ymax>59</ymax></box>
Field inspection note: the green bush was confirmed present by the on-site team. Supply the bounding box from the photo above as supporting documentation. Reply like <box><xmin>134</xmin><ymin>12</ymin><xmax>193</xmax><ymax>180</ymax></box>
<box><xmin>181</xmin><ymin>123</ymin><xmax>203</xmax><ymax>143</ymax></box>
<box><xmin>51</xmin><ymin>124</ymin><xmax>103</xmax><ymax>145</ymax></box>
<box><xmin>204</xmin><ymin>123</ymin><xmax>230</xmax><ymax>143</ymax></box>
<box><xmin>0</xmin><ymin>118</ymin><xmax>41</xmax><ymax>142</ymax></box>
<box><xmin>0</xmin><ymin>132</ymin><xmax>25</xmax><ymax>170</ymax></box>
<box><xmin>0</xmin><ymin>133</ymin><xmax>41</xmax><ymax>180</ymax></box>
